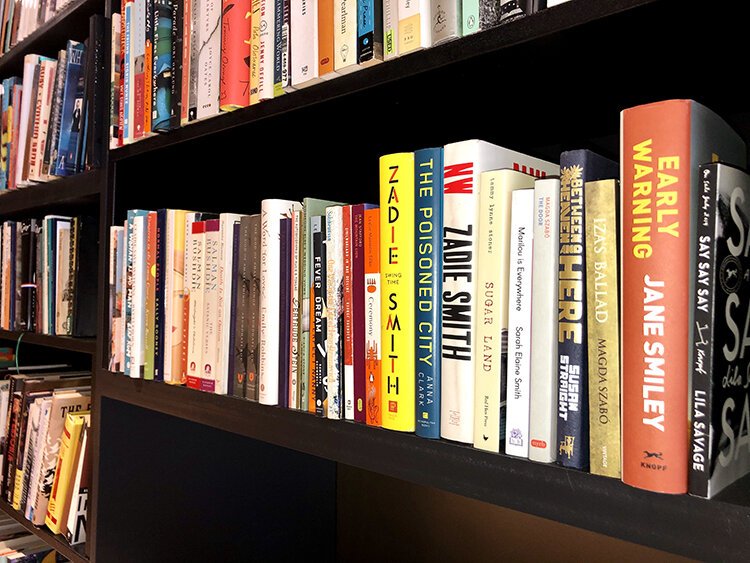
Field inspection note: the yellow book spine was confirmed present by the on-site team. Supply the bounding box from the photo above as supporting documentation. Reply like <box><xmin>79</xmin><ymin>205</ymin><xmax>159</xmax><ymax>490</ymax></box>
<box><xmin>45</xmin><ymin>412</ymin><xmax>88</xmax><ymax>534</ymax></box>
<box><xmin>249</xmin><ymin>0</ymin><xmax>262</xmax><ymax>105</ymax></box>
<box><xmin>584</xmin><ymin>179</ymin><xmax>621</xmax><ymax>478</ymax></box>
<box><xmin>380</xmin><ymin>152</ymin><xmax>415</xmax><ymax>432</ymax></box>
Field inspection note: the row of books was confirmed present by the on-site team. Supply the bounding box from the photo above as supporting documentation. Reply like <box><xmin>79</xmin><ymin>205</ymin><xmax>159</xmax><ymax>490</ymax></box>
<box><xmin>0</xmin><ymin>15</ymin><xmax>106</xmax><ymax>192</ymax></box>
<box><xmin>0</xmin><ymin>366</ymin><xmax>91</xmax><ymax>546</ymax></box>
<box><xmin>0</xmin><ymin>216</ymin><xmax>98</xmax><ymax>337</ymax></box>
<box><xmin>0</xmin><ymin>511</ymin><xmax>67</xmax><ymax>561</ymax></box>
<box><xmin>108</xmin><ymin>0</ymin><xmax>562</xmax><ymax>147</ymax></box>
<box><xmin>106</xmin><ymin>99</ymin><xmax>750</xmax><ymax>501</ymax></box>
<box><xmin>0</xmin><ymin>0</ymin><xmax>75</xmax><ymax>56</ymax></box>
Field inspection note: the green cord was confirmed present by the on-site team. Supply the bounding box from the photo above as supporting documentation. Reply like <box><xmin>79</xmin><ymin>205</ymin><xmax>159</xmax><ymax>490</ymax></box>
<box><xmin>14</xmin><ymin>333</ymin><xmax>23</xmax><ymax>374</ymax></box>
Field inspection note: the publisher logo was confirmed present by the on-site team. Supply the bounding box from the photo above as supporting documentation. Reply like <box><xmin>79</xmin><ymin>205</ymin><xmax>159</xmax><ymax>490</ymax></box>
<box><xmin>641</xmin><ymin>450</ymin><xmax>667</xmax><ymax>472</ymax></box>
<box><xmin>531</xmin><ymin>439</ymin><xmax>547</xmax><ymax>449</ymax></box>
<box><xmin>508</xmin><ymin>428</ymin><xmax>524</xmax><ymax>447</ymax></box>
<box><xmin>720</xmin><ymin>255</ymin><xmax>743</xmax><ymax>293</ymax></box>
<box><xmin>388</xmin><ymin>400</ymin><xmax>398</xmax><ymax>413</ymax></box>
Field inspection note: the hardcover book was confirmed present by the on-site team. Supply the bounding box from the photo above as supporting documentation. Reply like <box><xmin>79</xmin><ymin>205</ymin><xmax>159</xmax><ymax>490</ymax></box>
<box><xmin>621</xmin><ymin>99</ymin><xmax>746</xmax><ymax>493</ymax></box>
<box><xmin>219</xmin><ymin>0</ymin><xmax>251</xmax><ymax>110</ymax></box>
<box><xmin>325</xmin><ymin>205</ymin><xmax>344</xmax><ymax>418</ymax></box>
<box><xmin>689</xmin><ymin>163</ymin><xmax>750</xmax><ymax>498</ymax></box>
<box><xmin>364</xmin><ymin>207</ymin><xmax>381</xmax><ymax>426</ymax></box>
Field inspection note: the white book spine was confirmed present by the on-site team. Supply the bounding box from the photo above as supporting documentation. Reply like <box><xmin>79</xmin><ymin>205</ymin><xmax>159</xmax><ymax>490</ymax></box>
<box><xmin>431</xmin><ymin>0</ymin><xmax>461</xmax><ymax>45</ymax></box>
<box><xmin>197</xmin><ymin>0</ymin><xmax>221</xmax><ymax>119</ymax></box>
<box><xmin>123</xmin><ymin>2</ymin><xmax>133</xmax><ymax>142</ymax></box>
<box><xmin>24</xmin><ymin>399</ymin><xmax>52</xmax><ymax>521</ymax></box>
<box><xmin>258</xmin><ymin>0</ymin><xmax>276</xmax><ymax>100</ymax></box>
<box><xmin>529</xmin><ymin>177</ymin><xmax>560</xmax><ymax>463</ymax></box>
<box><xmin>30</xmin><ymin>60</ymin><xmax>57</xmax><ymax>181</ymax></box>
<box><xmin>342</xmin><ymin>206</ymin><xmax>354</xmax><ymax>421</ymax></box>
<box><xmin>504</xmin><ymin>188</ymin><xmax>534</xmax><ymax>458</ymax></box>
<box><xmin>131</xmin><ymin>214</ymin><xmax>148</xmax><ymax>377</ymax></box>
<box><xmin>290</xmin><ymin>0</ymin><xmax>320</xmax><ymax>87</ymax></box>
<box><xmin>119</xmin><ymin>220</ymin><xmax>129</xmax><ymax>372</ymax></box>
<box><xmin>55</xmin><ymin>222</ymin><xmax>71</xmax><ymax>336</ymax></box>
<box><xmin>202</xmin><ymin>221</ymin><xmax>221</xmax><ymax>392</ymax></box>
<box><xmin>15</xmin><ymin>55</ymin><xmax>40</xmax><ymax>187</ymax></box>
<box><xmin>163</xmin><ymin>211</ymin><xmax>175</xmax><ymax>381</ymax></box>
<box><xmin>334</xmin><ymin>0</ymin><xmax>358</xmax><ymax>73</ymax></box>
<box><xmin>325</xmin><ymin>205</ymin><xmax>344</xmax><ymax>419</ymax></box>
<box><xmin>186</xmin><ymin>220</ymin><xmax>205</xmax><ymax>386</ymax></box>
<box><xmin>383</xmin><ymin>0</ymin><xmax>398</xmax><ymax>60</ymax></box>
<box><xmin>289</xmin><ymin>210</ymin><xmax>302</xmax><ymax>408</ymax></box>
<box><xmin>216</xmin><ymin>214</ymin><xmax>244</xmax><ymax>394</ymax></box>
<box><xmin>108</xmin><ymin>226</ymin><xmax>123</xmax><ymax>372</ymax></box>
<box><xmin>441</xmin><ymin>140</ymin><xmax>559</xmax><ymax>444</ymax></box>
<box><xmin>64</xmin><ymin>425</ymin><xmax>88</xmax><ymax>545</ymax></box>
<box><xmin>188</xmin><ymin>0</ymin><xmax>201</xmax><ymax>120</ymax></box>
<box><xmin>397</xmin><ymin>0</ymin><xmax>431</xmax><ymax>55</ymax></box>
<box><xmin>259</xmin><ymin>199</ymin><xmax>302</xmax><ymax>405</ymax></box>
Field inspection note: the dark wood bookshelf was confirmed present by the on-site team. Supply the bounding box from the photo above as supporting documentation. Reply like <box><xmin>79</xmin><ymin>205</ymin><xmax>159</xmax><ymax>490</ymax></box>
<box><xmin>0</xmin><ymin>0</ymin><xmax>104</xmax><ymax>76</ymax></box>
<box><xmin>0</xmin><ymin>169</ymin><xmax>102</xmax><ymax>219</ymax></box>
<box><xmin>0</xmin><ymin>499</ymin><xmax>88</xmax><ymax>563</ymax></box>
<box><xmin>0</xmin><ymin>329</ymin><xmax>96</xmax><ymax>355</ymax></box>
<box><xmin>96</xmin><ymin>370</ymin><xmax>750</xmax><ymax>562</ymax></box>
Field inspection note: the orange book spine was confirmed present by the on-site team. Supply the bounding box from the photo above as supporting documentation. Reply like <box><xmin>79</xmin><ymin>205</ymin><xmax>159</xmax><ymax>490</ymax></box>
<box><xmin>180</xmin><ymin>0</ymin><xmax>191</xmax><ymax>124</ymax></box>
<box><xmin>318</xmin><ymin>0</ymin><xmax>335</xmax><ymax>77</ymax></box>
<box><xmin>621</xmin><ymin>102</ymin><xmax>690</xmax><ymax>494</ymax></box>
<box><xmin>144</xmin><ymin>22</ymin><xmax>153</xmax><ymax>134</ymax></box>
<box><xmin>220</xmin><ymin>0</ymin><xmax>252</xmax><ymax>110</ymax></box>
<box><xmin>364</xmin><ymin>207</ymin><xmax>381</xmax><ymax>427</ymax></box>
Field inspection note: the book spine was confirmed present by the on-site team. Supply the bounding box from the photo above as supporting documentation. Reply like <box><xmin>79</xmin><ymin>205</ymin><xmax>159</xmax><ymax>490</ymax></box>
<box><xmin>290</xmin><ymin>211</ymin><xmax>302</xmax><ymax>408</ymax></box>
<box><xmin>528</xmin><ymin>178</ymin><xmax>560</xmax><ymax>463</ymax></box>
<box><xmin>414</xmin><ymin>148</ymin><xmax>442</xmax><ymax>439</ymax></box>
<box><xmin>584</xmin><ymin>179</ymin><xmax>621</xmax><ymax>478</ymax></box>
<box><xmin>382</xmin><ymin>0</ymin><xmax>397</xmax><ymax>59</ymax></box>
<box><xmin>232</xmin><ymin>217</ymin><xmax>253</xmax><ymax>398</ymax></box>
<box><xmin>325</xmin><ymin>206</ymin><xmax>344</xmax><ymax>419</ymax></box>
<box><xmin>152</xmin><ymin>0</ymin><xmax>173</xmax><ymax>130</ymax></box>
<box><xmin>431</xmin><ymin>0</ymin><xmax>460</xmax><ymax>44</ymax></box>
<box><xmin>153</xmin><ymin>210</ymin><xmax>167</xmax><ymax>380</ymax></box>
<box><xmin>249</xmin><ymin>0</ymin><xmax>261</xmax><ymax>104</ymax></box>
<box><xmin>42</xmin><ymin>50</ymin><xmax>66</xmax><ymax>178</ymax></box>
<box><xmin>504</xmin><ymin>188</ymin><xmax>534</xmax><ymax>458</ymax></box>
<box><xmin>258</xmin><ymin>0</ymin><xmax>275</xmax><ymax>100</ymax></box>
<box><xmin>109</xmin><ymin>226</ymin><xmax>125</xmax><ymax>371</ymax></box>
<box><xmin>119</xmin><ymin>5</ymin><xmax>127</xmax><ymax>144</ymax></box>
<box><xmin>180</xmin><ymin>0</ymin><xmax>190</xmax><ymax>124</ymax></box>
<box><xmin>201</xmin><ymin>219</ymin><xmax>220</xmax><ymax>392</ymax></box>
<box><xmin>110</xmin><ymin>14</ymin><xmax>121</xmax><ymax>147</ymax></box>
<box><xmin>144</xmin><ymin>0</ymin><xmax>154</xmax><ymax>134</ymax></box>
<box><xmin>312</xmin><ymin>215</ymin><xmax>327</xmax><ymax>416</ymax></box>
<box><xmin>133</xmin><ymin>0</ymin><xmax>146</xmax><ymax>139</ymax></box>
<box><xmin>167</xmin><ymin>210</ymin><xmax>188</xmax><ymax>383</ymax></box>
<box><xmin>290</xmin><ymin>0</ymin><xmax>318</xmax><ymax>87</ymax></box>
<box><xmin>45</xmin><ymin>414</ymin><xmax>85</xmax><ymax>534</ymax></box>
<box><xmin>334</xmin><ymin>0</ymin><xmax>358</xmax><ymax>72</ymax></box>
<box><xmin>53</xmin><ymin>42</ymin><xmax>85</xmax><ymax>175</ymax></box>
<box><xmin>281</xmin><ymin>0</ymin><xmax>292</xmax><ymax>91</ymax></box>
<box><xmin>131</xmin><ymin>214</ymin><xmax>148</xmax><ymax>377</ymax></box>
<box><xmin>357</xmin><ymin>0</ymin><xmax>382</xmax><ymax>65</ymax></box>
<box><xmin>226</xmin><ymin>222</ymin><xmax>242</xmax><ymax>396</ymax></box>
<box><xmin>278</xmin><ymin>218</ymin><xmax>292</xmax><ymax>406</ymax></box>
<box><xmin>273</xmin><ymin>0</ymin><xmax>284</xmax><ymax>95</ymax></box>
<box><xmin>219</xmin><ymin>0</ymin><xmax>251</xmax><ymax>110</ymax></box>
<box><xmin>124</xmin><ymin>213</ymin><xmax>136</xmax><ymax>373</ymax></box>
<box><xmin>397</xmin><ymin>0</ymin><xmax>429</xmax><ymax>54</ymax></box>
<box><xmin>556</xmin><ymin>158</ymin><xmax>589</xmax><ymax>470</ymax></box>
<box><xmin>217</xmin><ymin>215</ymin><xmax>242</xmax><ymax>395</ymax></box>
<box><xmin>27</xmin><ymin>60</ymin><xmax>48</xmax><ymax>183</ymax></box>
<box><xmin>379</xmin><ymin>152</ymin><xmax>415</xmax><ymax>432</ymax></box>
<box><xmin>187</xmin><ymin>0</ymin><xmax>200</xmax><ymax>120</ymax></box>
<box><xmin>197</xmin><ymin>0</ymin><xmax>221</xmax><ymax>119</ymax></box>
<box><xmin>259</xmin><ymin>200</ymin><xmax>300</xmax><ymax>405</ymax></box>
<box><xmin>186</xmin><ymin>219</ymin><xmax>205</xmax><ymax>388</ymax></box>
<box><xmin>246</xmin><ymin>214</ymin><xmax>262</xmax><ymax>401</ymax></box>
<box><xmin>351</xmin><ymin>205</ymin><xmax>368</xmax><ymax>422</ymax></box>
<box><xmin>318</xmin><ymin>0</ymin><xmax>335</xmax><ymax>77</ymax></box>
<box><xmin>144</xmin><ymin>211</ymin><xmax>157</xmax><ymax>380</ymax></box>
<box><xmin>342</xmin><ymin>206</ymin><xmax>354</xmax><ymax>419</ymax></box>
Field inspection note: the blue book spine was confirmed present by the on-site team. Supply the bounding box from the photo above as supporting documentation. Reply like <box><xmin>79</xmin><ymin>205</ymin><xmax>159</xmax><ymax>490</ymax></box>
<box><xmin>152</xmin><ymin>0</ymin><xmax>173</xmax><ymax>131</ymax></box>
<box><xmin>557</xmin><ymin>148</ymin><xmax>618</xmax><ymax>470</ymax></box>
<box><xmin>153</xmin><ymin>209</ymin><xmax>168</xmax><ymax>381</ymax></box>
<box><xmin>415</xmin><ymin>147</ymin><xmax>443</xmax><ymax>439</ymax></box>
<box><xmin>52</xmin><ymin>41</ymin><xmax>85</xmax><ymax>177</ymax></box>
<box><xmin>357</xmin><ymin>0</ymin><xmax>377</xmax><ymax>63</ymax></box>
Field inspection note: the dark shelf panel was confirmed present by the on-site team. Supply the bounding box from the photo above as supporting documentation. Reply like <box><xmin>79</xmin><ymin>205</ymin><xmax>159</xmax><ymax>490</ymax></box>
<box><xmin>0</xmin><ymin>0</ymin><xmax>104</xmax><ymax>76</ymax></box>
<box><xmin>0</xmin><ymin>330</ymin><xmax>96</xmax><ymax>354</ymax></box>
<box><xmin>110</xmin><ymin>0</ymin><xmax>660</xmax><ymax>162</ymax></box>
<box><xmin>0</xmin><ymin>169</ymin><xmax>102</xmax><ymax>219</ymax></box>
<box><xmin>0</xmin><ymin>499</ymin><xmax>88</xmax><ymax>563</ymax></box>
<box><xmin>97</xmin><ymin>370</ymin><xmax>750</xmax><ymax>562</ymax></box>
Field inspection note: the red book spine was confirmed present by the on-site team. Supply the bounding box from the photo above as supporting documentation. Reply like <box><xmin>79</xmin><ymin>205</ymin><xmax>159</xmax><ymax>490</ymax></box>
<box><xmin>220</xmin><ymin>0</ymin><xmax>252</xmax><ymax>110</ymax></box>
<box><xmin>342</xmin><ymin>206</ymin><xmax>354</xmax><ymax>419</ymax></box>
<box><xmin>621</xmin><ymin>101</ymin><xmax>691</xmax><ymax>494</ymax></box>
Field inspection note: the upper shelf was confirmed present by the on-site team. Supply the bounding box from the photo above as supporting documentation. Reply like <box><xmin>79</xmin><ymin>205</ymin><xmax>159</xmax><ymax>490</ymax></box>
<box><xmin>97</xmin><ymin>369</ymin><xmax>750</xmax><ymax>562</ymax></box>
<box><xmin>0</xmin><ymin>169</ymin><xmax>102</xmax><ymax>219</ymax></box>
<box><xmin>0</xmin><ymin>0</ymin><xmax>104</xmax><ymax>76</ymax></box>
<box><xmin>110</xmin><ymin>0</ymin><xmax>669</xmax><ymax>162</ymax></box>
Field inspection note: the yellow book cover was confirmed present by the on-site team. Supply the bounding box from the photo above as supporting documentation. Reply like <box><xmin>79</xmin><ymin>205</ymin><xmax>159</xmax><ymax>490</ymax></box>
<box><xmin>473</xmin><ymin>169</ymin><xmax>536</xmax><ymax>453</ymax></box>
<box><xmin>379</xmin><ymin>152</ymin><xmax>415</xmax><ymax>432</ymax></box>
<box><xmin>45</xmin><ymin>411</ymin><xmax>89</xmax><ymax>534</ymax></box>
<box><xmin>584</xmin><ymin>179</ymin><xmax>621</xmax><ymax>478</ymax></box>
<box><xmin>167</xmin><ymin>210</ymin><xmax>189</xmax><ymax>384</ymax></box>
<box><xmin>249</xmin><ymin>0</ymin><xmax>261</xmax><ymax>105</ymax></box>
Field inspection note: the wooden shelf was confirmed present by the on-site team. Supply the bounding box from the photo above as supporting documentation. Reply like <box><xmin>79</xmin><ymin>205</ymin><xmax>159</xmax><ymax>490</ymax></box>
<box><xmin>0</xmin><ymin>169</ymin><xmax>102</xmax><ymax>219</ymax></box>
<box><xmin>0</xmin><ymin>0</ymin><xmax>104</xmax><ymax>76</ymax></box>
<box><xmin>0</xmin><ymin>329</ymin><xmax>96</xmax><ymax>354</ymax></box>
<box><xmin>97</xmin><ymin>370</ymin><xmax>750</xmax><ymax>562</ymax></box>
<box><xmin>109</xmin><ymin>0</ymin><xmax>663</xmax><ymax>162</ymax></box>
<box><xmin>0</xmin><ymin>499</ymin><xmax>88</xmax><ymax>563</ymax></box>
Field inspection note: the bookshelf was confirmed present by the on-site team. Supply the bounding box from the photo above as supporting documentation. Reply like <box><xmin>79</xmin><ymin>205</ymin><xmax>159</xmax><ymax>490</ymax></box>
<box><xmin>3</xmin><ymin>0</ymin><xmax>750</xmax><ymax>560</ymax></box>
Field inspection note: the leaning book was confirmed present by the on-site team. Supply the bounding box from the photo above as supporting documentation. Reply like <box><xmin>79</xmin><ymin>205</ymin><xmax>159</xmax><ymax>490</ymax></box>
<box><xmin>689</xmin><ymin>162</ymin><xmax>750</xmax><ymax>499</ymax></box>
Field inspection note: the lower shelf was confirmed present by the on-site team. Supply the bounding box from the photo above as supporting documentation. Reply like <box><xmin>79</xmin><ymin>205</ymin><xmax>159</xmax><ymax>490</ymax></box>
<box><xmin>96</xmin><ymin>370</ymin><xmax>750</xmax><ymax>561</ymax></box>
<box><xmin>0</xmin><ymin>329</ymin><xmax>96</xmax><ymax>355</ymax></box>
<box><xmin>0</xmin><ymin>499</ymin><xmax>88</xmax><ymax>562</ymax></box>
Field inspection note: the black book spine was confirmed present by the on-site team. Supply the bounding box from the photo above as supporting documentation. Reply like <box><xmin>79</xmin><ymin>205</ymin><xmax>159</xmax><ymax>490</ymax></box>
<box><xmin>33</xmin><ymin>222</ymin><xmax>42</xmax><ymax>333</ymax></box>
<box><xmin>227</xmin><ymin>221</ymin><xmax>242</xmax><ymax>397</ymax></box>
<box><xmin>86</xmin><ymin>14</ymin><xmax>107</xmax><ymax>170</ymax></box>
<box><xmin>278</xmin><ymin>217</ymin><xmax>292</xmax><ymax>407</ymax></box>
<box><xmin>75</xmin><ymin>38</ymin><xmax>91</xmax><ymax>173</ymax></box>
<box><xmin>42</xmin><ymin>47</ymin><xmax>67</xmax><ymax>178</ymax></box>
<box><xmin>27</xmin><ymin>220</ymin><xmax>39</xmax><ymax>333</ymax></box>
<box><xmin>72</xmin><ymin>216</ymin><xmax>99</xmax><ymax>338</ymax></box>
<box><xmin>232</xmin><ymin>217</ymin><xmax>252</xmax><ymax>399</ymax></box>
<box><xmin>18</xmin><ymin>221</ymin><xmax>31</xmax><ymax>331</ymax></box>
<box><xmin>312</xmin><ymin>216</ymin><xmax>327</xmax><ymax>417</ymax></box>
<box><xmin>153</xmin><ymin>210</ymin><xmax>167</xmax><ymax>381</ymax></box>
<box><xmin>169</xmin><ymin>0</ymin><xmax>183</xmax><ymax>129</ymax></box>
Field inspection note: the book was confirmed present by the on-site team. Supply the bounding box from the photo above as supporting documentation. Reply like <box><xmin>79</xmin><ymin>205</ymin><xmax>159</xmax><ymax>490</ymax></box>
<box><xmin>528</xmin><ymin>177</ymin><xmax>560</xmax><ymax>463</ymax></box>
<box><xmin>63</xmin><ymin>422</ymin><xmax>88</xmax><ymax>545</ymax></box>
<box><xmin>52</xmin><ymin>42</ymin><xmax>85</xmax><ymax>176</ymax></box>
<box><xmin>163</xmin><ymin>209</ymin><xmax>189</xmax><ymax>384</ymax></box>
<box><xmin>258</xmin><ymin>0</ymin><xmax>275</xmax><ymax>100</ymax></box>
<box><xmin>556</xmin><ymin>149</ymin><xmax>617</xmax><ymax>471</ymax></box>
<box><xmin>109</xmin><ymin>226</ymin><xmax>126</xmax><ymax>372</ymax></box>
<box><xmin>380</xmin><ymin>152</ymin><xmax>415</xmax><ymax>432</ymax></box>
<box><xmin>152</xmin><ymin>0</ymin><xmax>173</xmax><ymax>130</ymax></box>
<box><xmin>383</xmin><ymin>0</ymin><xmax>398</xmax><ymax>60</ymax></box>
<box><xmin>289</xmin><ymin>210</ymin><xmax>303</xmax><ymax>409</ymax></box>
<box><xmin>217</xmin><ymin>213</ymin><xmax>245</xmax><ymax>395</ymax></box>
<box><xmin>584</xmin><ymin>179</ymin><xmax>621</xmax><ymax>478</ymax></box>
<box><xmin>414</xmin><ymin>148</ymin><xmax>442</xmax><ymax>439</ymax></box>
<box><xmin>186</xmin><ymin>220</ymin><xmax>206</xmax><ymax>389</ymax></box>
<box><xmin>357</xmin><ymin>0</ymin><xmax>382</xmax><ymax>66</ymax></box>
<box><xmin>689</xmin><ymin>163</ymin><xmax>750</xmax><ymax>498</ymax></box>
<box><xmin>219</xmin><ymin>0</ymin><xmax>251</xmax><ymax>110</ymax></box>
<box><xmin>325</xmin><ymin>205</ymin><xmax>344</xmax><ymax>418</ymax></box>
<box><xmin>245</xmin><ymin>214</ymin><xmax>262</xmax><ymax>401</ymax></box>
<box><xmin>431</xmin><ymin>0</ymin><xmax>460</xmax><ymax>45</ymax></box>
<box><xmin>259</xmin><ymin>199</ymin><xmax>302</xmax><ymax>405</ymax></box>
<box><xmin>398</xmin><ymin>0</ymin><xmax>430</xmax><ymax>54</ymax></box>
<box><xmin>620</xmin><ymin>99</ymin><xmax>746</xmax><ymax>493</ymax></box>
<box><xmin>197</xmin><ymin>0</ymin><xmax>221</xmax><ymax>118</ymax></box>
<box><xmin>278</xmin><ymin>217</ymin><xmax>292</xmax><ymax>407</ymax></box>
<box><xmin>110</xmin><ymin>13</ymin><xmax>122</xmax><ymax>146</ymax></box>
<box><xmin>364</xmin><ymin>207</ymin><xmax>381</xmax><ymax>427</ymax></box>
<box><xmin>144</xmin><ymin>212</ymin><xmax>158</xmax><ymax>379</ymax></box>
<box><xmin>334</xmin><ymin>0</ymin><xmax>358</xmax><ymax>73</ymax></box>
<box><xmin>312</xmin><ymin>215</ymin><xmax>327</xmax><ymax>416</ymax></box>
<box><xmin>441</xmin><ymin>139</ymin><xmax>558</xmax><ymax>444</ymax></box>
<box><xmin>290</xmin><ymin>0</ymin><xmax>320</xmax><ymax>88</ymax></box>
<box><xmin>201</xmin><ymin>219</ymin><xmax>221</xmax><ymax>392</ymax></box>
